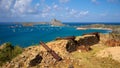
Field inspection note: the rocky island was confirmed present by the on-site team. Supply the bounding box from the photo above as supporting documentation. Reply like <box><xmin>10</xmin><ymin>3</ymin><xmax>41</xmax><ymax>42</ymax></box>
<box><xmin>50</xmin><ymin>19</ymin><xmax>64</xmax><ymax>26</ymax></box>
<box><xmin>22</xmin><ymin>23</ymin><xmax>34</xmax><ymax>27</ymax></box>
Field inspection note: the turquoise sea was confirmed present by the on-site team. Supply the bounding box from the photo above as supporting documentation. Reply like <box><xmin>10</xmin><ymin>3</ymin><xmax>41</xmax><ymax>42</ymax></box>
<box><xmin>0</xmin><ymin>23</ymin><xmax>116</xmax><ymax>47</ymax></box>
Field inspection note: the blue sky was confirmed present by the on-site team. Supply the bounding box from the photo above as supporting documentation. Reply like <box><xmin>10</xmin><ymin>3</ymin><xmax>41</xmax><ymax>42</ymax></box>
<box><xmin>0</xmin><ymin>0</ymin><xmax>120</xmax><ymax>22</ymax></box>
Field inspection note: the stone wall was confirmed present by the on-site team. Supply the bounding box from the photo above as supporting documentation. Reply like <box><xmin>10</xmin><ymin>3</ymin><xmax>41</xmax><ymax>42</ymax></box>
<box><xmin>77</xmin><ymin>35</ymin><xmax>99</xmax><ymax>46</ymax></box>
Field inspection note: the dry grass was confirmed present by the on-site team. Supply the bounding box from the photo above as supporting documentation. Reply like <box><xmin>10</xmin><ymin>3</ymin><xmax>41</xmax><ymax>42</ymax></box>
<box><xmin>68</xmin><ymin>44</ymin><xmax>120</xmax><ymax>68</ymax></box>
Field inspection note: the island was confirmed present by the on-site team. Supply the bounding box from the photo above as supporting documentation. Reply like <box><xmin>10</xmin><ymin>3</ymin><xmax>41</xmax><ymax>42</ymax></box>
<box><xmin>22</xmin><ymin>23</ymin><xmax>34</xmax><ymax>27</ymax></box>
<box><xmin>50</xmin><ymin>19</ymin><xmax>64</xmax><ymax>26</ymax></box>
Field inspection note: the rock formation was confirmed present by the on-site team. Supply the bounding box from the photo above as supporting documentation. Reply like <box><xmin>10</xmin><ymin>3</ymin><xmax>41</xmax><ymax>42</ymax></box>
<box><xmin>50</xmin><ymin>19</ymin><xmax>64</xmax><ymax>26</ymax></box>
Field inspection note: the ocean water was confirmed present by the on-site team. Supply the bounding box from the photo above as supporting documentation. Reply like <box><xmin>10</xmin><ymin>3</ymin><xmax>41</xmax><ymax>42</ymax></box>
<box><xmin>0</xmin><ymin>23</ymin><xmax>114</xmax><ymax>47</ymax></box>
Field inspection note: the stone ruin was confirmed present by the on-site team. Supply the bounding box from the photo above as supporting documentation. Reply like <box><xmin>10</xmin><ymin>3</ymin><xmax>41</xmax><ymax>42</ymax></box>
<box><xmin>29</xmin><ymin>54</ymin><xmax>42</xmax><ymax>67</ymax></box>
<box><xmin>2</xmin><ymin>32</ymin><xmax>100</xmax><ymax>68</ymax></box>
<box><xmin>56</xmin><ymin>32</ymin><xmax>100</xmax><ymax>52</ymax></box>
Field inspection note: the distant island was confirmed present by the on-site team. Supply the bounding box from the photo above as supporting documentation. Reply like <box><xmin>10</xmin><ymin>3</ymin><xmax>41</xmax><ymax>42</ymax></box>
<box><xmin>21</xmin><ymin>19</ymin><xmax>64</xmax><ymax>26</ymax></box>
<box><xmin>50</xmin><ymin>19</ymin><xmax>64</xmax><ymax>26</ymax></box>
<box><xmin>22</xmin><ymin>23</ymin><xmax>34</xmax><ymax>27</ymax></box>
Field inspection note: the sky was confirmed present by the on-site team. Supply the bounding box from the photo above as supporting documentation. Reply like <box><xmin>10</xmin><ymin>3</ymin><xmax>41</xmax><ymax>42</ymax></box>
<box><xmin>0</xmin><ymin>0</ymin><xmax>120</xmax><ymax>22</ymax></box>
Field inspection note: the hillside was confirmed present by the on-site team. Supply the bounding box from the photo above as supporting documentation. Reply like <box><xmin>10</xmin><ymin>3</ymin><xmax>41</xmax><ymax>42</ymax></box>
<box><xmin>1</xmin><ymin>33</ymin><xmax>120</xmax><ymax>68</ymax></box>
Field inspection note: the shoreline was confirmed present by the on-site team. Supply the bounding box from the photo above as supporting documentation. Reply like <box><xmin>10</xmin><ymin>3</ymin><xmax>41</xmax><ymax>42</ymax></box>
<box><xmin>76</xmin><ymin>27</ymin><xmax>112</xmax><ymax>31</ymax></box>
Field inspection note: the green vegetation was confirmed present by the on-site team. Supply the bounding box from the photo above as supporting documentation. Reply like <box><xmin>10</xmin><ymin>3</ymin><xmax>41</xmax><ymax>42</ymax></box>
<box><xmin>0</xmin><ymin>42</ymin><xmax>23</xmax><ymax>66</ymax></box>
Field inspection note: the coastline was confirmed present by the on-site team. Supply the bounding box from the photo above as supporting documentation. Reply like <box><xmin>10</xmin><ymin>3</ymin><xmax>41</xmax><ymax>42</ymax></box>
<box><xmin>76</xmin><ymin>27</ymin><xmax>112</xmax><ymax>31</ymax></box>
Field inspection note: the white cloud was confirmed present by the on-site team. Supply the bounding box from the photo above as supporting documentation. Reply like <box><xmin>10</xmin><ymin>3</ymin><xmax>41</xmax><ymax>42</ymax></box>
<box><xmin>65</xmin><ymin>7</ymin><xmax>70</xmax><ymax>11</ymax></box>
<box><xmin>59</xmin><ymin>0</ymin><xmax>70</xmax><ymax>3</ymax></box>
<box><xmin>107</xmin><ymin>0</ymin><xmax>119</xmax><ymax>3</ymax></box>
<box><xmin>91</xmin><ymin>0</ymin><xmax>99</xmax><ymax>4</ymax></box>
<box><xmin>68</xmin><ymin>9</ymin><xmax>89</xmax><ymax>18</ymax></box>
<box><xmin>91</xmin><ymin>0</ymin><xmax>97</xmax><ymax>2</ymax></box>
<box><xmin>0</xmin><ymin>0</ymin><xmax>13</xmax><ymax>10</ymax></box>
<box><xmin>53</xmin><ymin>4</ymin><xmax>62</xmax><ymax>10</ymax></box>
<box><xmin>69</xmin><ymin>9</ymin><xmax>77</xmax><ymax>15</ymax></box>
<box><xmin>100</xmin><ymin>13</ymin><xmax>107</xmax><ymax>16</ymax></box>
<box><xmin>13</xmin><ymin>0</ymin><xmax>32</xmax><ymax>14</ymax></box>
<box><xmin>79</xmin><ymin>11</ymin><xmax>89</xmax><ymax>15</ymax></box>
<box><xmin>0</xmin><ymin>0</ymin><xmax>89</xmax><ymax>19</ymax></box>
<box><xmin>42</xmin><ymin>6</ymin><xmax>51</xmax><ymax>13</ymax></box>
<box><xmin>53</xmin><ymin>5</ymin><xmax>58</xmax><ymax>9</ymax></box>
<box><xmin>41</xmin><ymin>13</ymin><xmax>48</xmax><ymax>17</ymax></box>
<box><xmin>35</xmin><ymin>3</ymin><xmax>40</xmax><ymax>9</ymax></box>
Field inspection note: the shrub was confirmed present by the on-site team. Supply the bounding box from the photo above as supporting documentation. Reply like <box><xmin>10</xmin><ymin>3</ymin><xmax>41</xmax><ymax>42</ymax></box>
<box><xmin>0</xmin><ymin>42</ymin><xmax>23</xmax><ymax>66</ymax></box>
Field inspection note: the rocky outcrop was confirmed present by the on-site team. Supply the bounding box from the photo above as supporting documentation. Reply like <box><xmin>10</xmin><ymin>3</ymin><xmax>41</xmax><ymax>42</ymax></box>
<box><xmin>50</xmin><ymin>19</ymin><xmax>64</xmax><ymax>26</ymax></box>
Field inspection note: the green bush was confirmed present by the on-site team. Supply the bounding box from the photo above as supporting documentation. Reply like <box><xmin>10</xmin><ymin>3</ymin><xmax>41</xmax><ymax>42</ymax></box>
<box><xmin>0</xmin><ymin>42</ymin><xmax>23</xmax><ymax>66</ymax></box>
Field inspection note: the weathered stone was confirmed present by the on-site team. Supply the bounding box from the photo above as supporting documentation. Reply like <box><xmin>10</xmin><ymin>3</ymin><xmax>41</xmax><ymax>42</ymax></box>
<box><xmin>29</xmin><ymin>54</ymin><xmax>42</xmax><ymax>67</ymax></box>
<box><xmin>77</xmin><ymin>35</ymin><xmax>99</xmax><ymax>46</ymax></box>
<box><xmin>66</xmin><ymin>40</ymin><xmax>77</xmax><ymax>53</ymax></box>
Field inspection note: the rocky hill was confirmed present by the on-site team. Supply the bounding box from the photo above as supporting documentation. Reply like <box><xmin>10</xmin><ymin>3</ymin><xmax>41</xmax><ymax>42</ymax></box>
<box><xmin>1</xmin><ymin>33</ymin><xmax>120</xmax><ymax>68</ymax></box>
<box><xmin>50</xmin><ymin>19</ymin><xmax>64</xmax><ymax>26</ymax></box>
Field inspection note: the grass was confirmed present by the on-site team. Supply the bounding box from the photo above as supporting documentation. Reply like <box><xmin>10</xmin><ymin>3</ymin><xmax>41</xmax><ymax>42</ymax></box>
<box><xmin>68</xmin><ymin>44</ymin><xmax>120</xmax><ymax>68</ymax></box>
